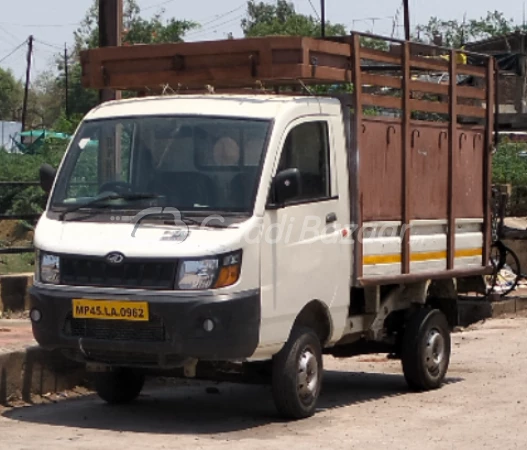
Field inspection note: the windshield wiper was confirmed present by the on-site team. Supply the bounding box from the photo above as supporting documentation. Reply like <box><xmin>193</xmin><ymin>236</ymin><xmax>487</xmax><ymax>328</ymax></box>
<box><xmin>170</xmin><ymin>214</ymin><xmax>230</xmax><ymax>229</ymax></box>
<box><xmin>178</xmin><ymin>211</ymin><xmax>249</xmax><ymax>229</ymax></box>
<box><xmin>59</xmin><ymin>193</ymin><xmax>162</xmax><ymax>221</ymax></box>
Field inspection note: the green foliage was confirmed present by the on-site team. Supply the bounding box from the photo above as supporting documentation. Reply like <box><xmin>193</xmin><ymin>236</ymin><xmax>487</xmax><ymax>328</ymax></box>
<box><xmin>52</xmin><ymin>112</ymin><xmax>84</xmax><ymax>135</ymax></box>
<box><xmin>360</xmin><ymin>36</ymin><xmax>389</xmax><ymax>51</ymax></box>
<box><xmin>0</xmin><ymin>141</ymin><xmax>66</xmax><ymax>216</ymax></box>
<box><xmin>415</xmin><ymin>11</ymin><xmax>515</xmax><ymax>47</ymax></box>
<box><xmin>492</xmin><ymin>143</ymin><xmax>527</xmax><ymax>186</ymax></box>
<box><xmin>57</xmin><ymin>63</ymin><xmax>99</xmax><ymax>118</ymax></box>
<box><xmin>0</xmin><ymin>67</ymin><xmax>23</xmax><ymax>121</ymax></box>
<box><xmin>242</xmin><ymin>0</ymin><xmax>346</xmax><ymax>37</ymax></box>
<box><xmin>61</xmin><ymin>0</ymin><xmax>199</xmax><ymax>118</ymax></box>
<box><xmin>74</xmin><ymin>0</ymin><xmax>198</xmax><ymax>52</ymax></box>
<box><xmin>0</xmin><ymin>253</ymin><xmax>35</xmax><ymax>276</ymax></box>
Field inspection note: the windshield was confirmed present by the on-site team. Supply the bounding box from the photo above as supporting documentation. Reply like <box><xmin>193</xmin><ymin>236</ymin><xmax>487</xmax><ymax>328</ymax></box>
<box><xmin>50</xmin><ymin>116</ymin><xmax>270</xmax><ymax>217</ymax></box>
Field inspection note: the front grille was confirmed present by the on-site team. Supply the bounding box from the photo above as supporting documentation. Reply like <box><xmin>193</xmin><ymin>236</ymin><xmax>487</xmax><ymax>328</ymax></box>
<box><xmin>64</xmin><ymin>314</ymin><xmax>166</xmax><ymax>342</ymax></box>
<box><xmin>60</xmin><ymin>256</ymin><xmax>176</xmax><ymax>289</ymax></box>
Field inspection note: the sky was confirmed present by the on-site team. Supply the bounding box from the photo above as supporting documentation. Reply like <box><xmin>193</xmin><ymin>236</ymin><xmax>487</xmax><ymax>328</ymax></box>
<box><xmin>0</xmin><ymin>0</ymin><xmax>525</xmax><ymax>81</ymax></box>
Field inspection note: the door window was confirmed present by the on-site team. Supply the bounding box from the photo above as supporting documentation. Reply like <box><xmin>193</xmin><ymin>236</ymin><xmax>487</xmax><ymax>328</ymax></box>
<box><xmin>277</xmin><ymin>121</ymin><xmax>330</xmax><ymax>201</ymax></box>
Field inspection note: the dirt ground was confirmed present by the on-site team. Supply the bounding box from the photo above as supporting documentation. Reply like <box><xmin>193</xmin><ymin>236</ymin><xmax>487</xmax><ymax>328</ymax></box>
<box><xmin>0</xmin><ymin>315</ymin><xmax>526</xmax><ymax>450</ymax></box>
<box><xmin>0</xmin><ymin>221</ymin><xmax>33</xmax><ymax>246</ymax></box>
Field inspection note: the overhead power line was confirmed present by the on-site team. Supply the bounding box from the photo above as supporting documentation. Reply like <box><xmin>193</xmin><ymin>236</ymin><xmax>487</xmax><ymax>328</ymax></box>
<box><xmin>33</xmin><ymin>42</ymin><xmax>59</xmax><ymax>55</ymax></box>
<box><xmin>0</xmin><ymin>40</ymin><xmax>27</xmax><ymax>66</ymax></box>
<box><xmin>0</xmin><ymin>24</ymin><xmax>20</xmax><ymax>46</ymax></box>
<box><xmin>195</xmin><ymin>2</ymin><xmax>246</xmax><ymax>26</ymax></box>
<box><xmin>186</xmin><ymin>14</ymin><xmax>246</xmax><ymax>38</ymax></box>
<box><xmin>307</xmin><ymin>0</ymin><xmax>321</xmax><ymax>21</ymax></box>
<box><xmin>0</xmin><ymin>21</ymin><xmax>79</xmax><ymax>28</ymax></box>
<box><xmin>141</xmin><ymin>0</ymin><xmax>176</xmax><ymax>11</ymax></box>
<box><xmin>198</xmin><ymin>3</ymin><xmax>247</xmax><ymax>28</ymax></box>
<box><xmin>35</xmin><ymin>38</ymin><xmax>63</xmax><ymax>51</ymax></box>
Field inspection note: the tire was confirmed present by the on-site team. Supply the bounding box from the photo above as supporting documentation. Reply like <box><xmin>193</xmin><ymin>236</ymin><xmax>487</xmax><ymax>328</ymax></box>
<box><xmin>94</xmin><ymin>369</ymin><xmax>145</xmax><ymax>404</ymax></box>
<box><xmin>498</xmin><ymin>244</ymin><xmax>521</xmax><ymax>297</ymax></box>
<box><xmin>401</xmin><ymin>309</ymin><xmax>451</xmax><ymax>391</ymax></box>
<box><xmin>272</xmin><ymin>327</ymin><xmax>323</xmax><ymax>420</ymax></box>
<box><xmin>488</xmin><ymin>241</ymin><xmax>522</xmax><ymax>297</ymax></box>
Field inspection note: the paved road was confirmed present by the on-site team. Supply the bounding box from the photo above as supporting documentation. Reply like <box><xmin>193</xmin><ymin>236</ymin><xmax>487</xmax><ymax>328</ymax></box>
<box><xmin>0</xmin><ymin>316</ymin><xmax>526</xmax><ymax>450</ymax></box>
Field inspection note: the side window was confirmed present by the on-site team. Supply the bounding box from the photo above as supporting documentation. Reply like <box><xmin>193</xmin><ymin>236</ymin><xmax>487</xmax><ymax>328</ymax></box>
<box><xmin>277</xmin><ymin>121</ymin><xmax>330</xmax><ymax>201</ymax></box>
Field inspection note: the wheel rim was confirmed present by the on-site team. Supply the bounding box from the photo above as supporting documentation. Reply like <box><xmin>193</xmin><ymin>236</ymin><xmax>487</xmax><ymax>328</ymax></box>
<box><xmin>424</xmin><ymin>328</ymin><xmax>445</xmax><ymax>377</ymax></box>
<box><xmin>297</xmin><ymin>346</ymin><xmax>319</xmax><ymax>405</ymax></box>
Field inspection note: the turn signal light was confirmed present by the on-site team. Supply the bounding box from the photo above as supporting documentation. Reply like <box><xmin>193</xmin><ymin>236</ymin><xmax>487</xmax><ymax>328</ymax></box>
<box><xmin>214</xmin><ymin>264</ymin><xmax>241</xmax><ymax>288</ymax></box>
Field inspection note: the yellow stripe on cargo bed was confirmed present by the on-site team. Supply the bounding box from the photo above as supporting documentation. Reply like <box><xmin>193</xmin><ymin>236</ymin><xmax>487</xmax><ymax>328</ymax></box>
<box><xmin>363</xmin><ymin>248</ymin><xmax>482</xmax><ymax>265</ymax></box>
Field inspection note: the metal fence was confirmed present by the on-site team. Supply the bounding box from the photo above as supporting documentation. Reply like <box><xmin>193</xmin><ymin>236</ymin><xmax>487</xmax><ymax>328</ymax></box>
<box><xmin>0</xmin><ymin>181</ymin><xmax>41</xmax><ymax>255</ymax></box>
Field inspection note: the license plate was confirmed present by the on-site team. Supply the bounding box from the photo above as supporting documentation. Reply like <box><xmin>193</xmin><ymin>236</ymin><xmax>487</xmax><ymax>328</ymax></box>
<box><xmin>72</xmin><ymin>299</ymin><xmax>149</xmax><ymax>321</ymax></box>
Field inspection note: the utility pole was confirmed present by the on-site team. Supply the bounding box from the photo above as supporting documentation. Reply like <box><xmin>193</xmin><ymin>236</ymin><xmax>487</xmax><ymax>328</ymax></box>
<box><xmin>98</xmin><ymin>0</ymin><xmax>122</xmax><ymax>103</ymax></box>
<box><xmin>98</xmin><ymin>0</ymin><xmax>123</xmax><ymax>184</ymax></box>
<box><xmin>64</xmin><ymin>44</ymin><xmax>70</xmax><ymax>119</ymax></box>
<box><xmin>403</xmin><ymin>0</ymin><xmax>410</xmax><ymax>41</ymax></box>
<box><xmin>320</xmin><ymin>0</ymin><xmax>326</xmax><ymax>38</ymax></box>
<box><xmin>21</xmin><ymin>35</ymin><xmax>33</xmax><ymax>134</ymax></box>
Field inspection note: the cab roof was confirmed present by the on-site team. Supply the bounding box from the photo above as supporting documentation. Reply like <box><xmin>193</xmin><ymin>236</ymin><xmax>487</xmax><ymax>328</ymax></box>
<box><xmin>85</xmin><ymin>94</ymin><xmax>340</xmax><ymax>121</ymax></box>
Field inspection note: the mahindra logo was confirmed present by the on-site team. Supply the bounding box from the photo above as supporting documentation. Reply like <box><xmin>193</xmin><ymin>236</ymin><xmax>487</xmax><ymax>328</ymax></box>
<box><xmin>106</xmin><ymin>252</ymin><xmax>125</xmax><ymax>265</ymax></box>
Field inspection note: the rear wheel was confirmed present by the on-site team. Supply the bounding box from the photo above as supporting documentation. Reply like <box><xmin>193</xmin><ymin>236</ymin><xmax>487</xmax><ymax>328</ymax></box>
<box><xmin>401</xmin><ymin>309</ymin><xmax>451</xmax><ymax>391</ymax></box>
<box><xmin>272</xmin><ymin>327</ymin><xmax>323</xmax><ymax>420</ymax></box>
<box><xmin>94</xmin><ymin>368</ymin><xmax>145</xmax><ymax>404</ymax></box>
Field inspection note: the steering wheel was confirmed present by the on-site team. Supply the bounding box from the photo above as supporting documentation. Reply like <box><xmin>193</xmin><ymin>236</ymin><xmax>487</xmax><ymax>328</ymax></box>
<box><xmin>99</xmin><ymin>181</ymin><xmax>133</xmax><ymax>195</ymax></box>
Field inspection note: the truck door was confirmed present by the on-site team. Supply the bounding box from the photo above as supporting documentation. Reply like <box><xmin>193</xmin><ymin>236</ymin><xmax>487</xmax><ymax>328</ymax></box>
<box><xmin>259</xmin><ymin>118</ymin><xmax>349</xmax><ymax>348</ymax></box>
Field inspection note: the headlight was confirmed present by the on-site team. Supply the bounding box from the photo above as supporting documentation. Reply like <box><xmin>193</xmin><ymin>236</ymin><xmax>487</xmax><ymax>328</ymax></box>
<box><xmin>176</xmin><ymin>251</ymin><xmax>242</xmax><ymax>290</ymax></box>
<box><xmin>177</xmin><ymin>258</ymin><xmax>218</xmax><ymax>290</ymax></box>
<box><xmin>40</xmin><ymin>253</ymin><xmax>60</xmax><ymax>284</ymax></box>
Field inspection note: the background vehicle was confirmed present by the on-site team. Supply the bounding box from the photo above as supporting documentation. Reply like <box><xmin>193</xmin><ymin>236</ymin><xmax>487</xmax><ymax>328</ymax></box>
<box><xmin>31</xmin><ymin>32</ymin><xmax>496</xmax><ymax>419</ymax></box>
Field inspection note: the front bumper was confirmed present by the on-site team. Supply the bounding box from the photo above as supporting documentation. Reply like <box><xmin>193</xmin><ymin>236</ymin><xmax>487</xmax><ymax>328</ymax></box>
<box><xmin>29</xmin><ymin>284</ymin><xmax>260</xmax><ymax>368</ymax></box>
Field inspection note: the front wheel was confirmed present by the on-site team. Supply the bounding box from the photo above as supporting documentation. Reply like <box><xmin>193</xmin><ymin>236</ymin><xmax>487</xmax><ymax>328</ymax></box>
<box><xmin>401</xmin><ymin>309</ymin><xmax>451</xmax><ymax>391</ymax></box>
<box><xmin>272</xmin><ymin>327</ymin><xmax>323</xmax><ymax>420</ymax></box>
<box><xmin>94</xmin><ymin>368</ymin><xmax>145</xmax><ymax>404</ymax></box>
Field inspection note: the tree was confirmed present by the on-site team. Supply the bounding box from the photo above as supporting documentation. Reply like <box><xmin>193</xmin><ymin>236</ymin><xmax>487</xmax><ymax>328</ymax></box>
<box><xmin>415</xmin><ymin>11</ymin><xmax>516</xmax><ymax>48</ymax></box>
<box><xmin>74</xmin><ymin>0</ymin><xmax>198</xmax><ymax>52</ymax></box>
<box><xmin>25</xmin><ymin>71</ymin><xmax>64</xmax><ymax>129</ymax></box>
<box><xmin>0</xmin><ymin>68</ymin><xmax>23</xmax><ymax>121</ymax></box>
<box><xmin>242</xmin><ymin>0</ymin><xmax>346</xmax><ymax>38</ymax></box>
<box><xmin>51</xmin><ymin>0</ymin><xmax>199</xmax><ymax>121</ymax></box>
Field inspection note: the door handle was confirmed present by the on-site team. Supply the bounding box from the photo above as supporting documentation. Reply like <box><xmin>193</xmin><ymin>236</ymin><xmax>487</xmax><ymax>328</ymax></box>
<box><xmin>326</xmin><ymin>212</ymin><xmax>337</xmax><ymax>224</ymax></box>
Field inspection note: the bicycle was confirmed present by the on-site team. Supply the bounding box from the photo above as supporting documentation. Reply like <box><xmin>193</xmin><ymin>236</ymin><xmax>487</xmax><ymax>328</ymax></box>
<box><xmin>486</xmin><ymin>187</ymin><xmax>523</xmax><ymax>297</ymax></box>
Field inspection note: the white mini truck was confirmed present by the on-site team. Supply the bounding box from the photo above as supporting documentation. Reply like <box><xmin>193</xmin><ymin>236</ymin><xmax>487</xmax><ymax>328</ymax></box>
<box><xmin>30</xmin><ymin>33</ymin><xmax>496</xmax><ymax>419</ymax></box>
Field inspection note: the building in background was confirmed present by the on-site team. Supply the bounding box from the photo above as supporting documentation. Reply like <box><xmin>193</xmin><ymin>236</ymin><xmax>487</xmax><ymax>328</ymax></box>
<box><xmin>465</xmin><ymin>32</ymin><xmax>527</xmax><ymax>131</ymax></box>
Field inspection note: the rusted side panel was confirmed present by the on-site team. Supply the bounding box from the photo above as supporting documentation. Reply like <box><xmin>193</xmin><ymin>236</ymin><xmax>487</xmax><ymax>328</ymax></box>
<box><xmin>408</xmin><ymin>124</ymin><xmax>449</xmax><ymax>220</ymax></box>
<box><xmin>455</xmin><ymin>128</ymin><xmax>485</xmax><ymax>219</ymax></box>
<box><xmin>483</xmin><ymin>59</ymin><xmax>496</xmax><ymax>265</ymax></box>
<box><xmin>447</xmin><ymin>51</ymin><xmax>458</xmax><ymax>270</ymax></box>
<box><xmin>350</xmin><ymin>34</ymin><xmax>364</xmax><ymax>280</ymax></box>
<box><xmin>401</xmin><ymin>43</ymin><xmax>411</xmax><ymax>274</ymax></box>
<box><xmin>81</xmin><ymin>36</ymin><xmax>354</xmax><ymax>90</ymax></box>
<box><xmin>360</xmin><ymin>119</ymin><xmax>403</xmax><ymax>221</ymax></box>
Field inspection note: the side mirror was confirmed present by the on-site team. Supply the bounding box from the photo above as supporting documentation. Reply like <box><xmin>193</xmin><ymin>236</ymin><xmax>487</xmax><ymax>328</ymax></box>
<box><xmin>272</xmin><ymin>168</ymin><xmax>302</xmax><ymax>206</ymax></box>
<box><xmin>39</xmin><ymin>163</ymin><xmax>57</xmax><ymax>194</ymax></box>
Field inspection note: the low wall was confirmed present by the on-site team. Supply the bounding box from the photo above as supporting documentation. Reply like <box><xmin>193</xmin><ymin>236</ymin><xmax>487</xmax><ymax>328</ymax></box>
<box><xmin>0</xmin><ymin>273</ymin><xmax>33</xmax><ymax>314</ymax></box>
<box><xmin>0</xmin><ymin>347</ymin><xmax>87</xmax><ymax>405</ymax></box>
